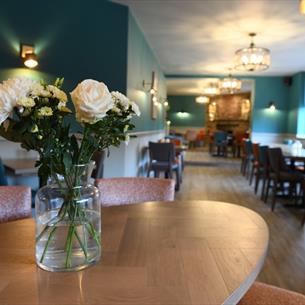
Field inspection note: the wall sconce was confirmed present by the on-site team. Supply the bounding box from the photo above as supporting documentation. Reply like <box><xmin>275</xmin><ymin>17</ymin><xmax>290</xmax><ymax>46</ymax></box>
<box><xmin>20</xmin><ymin>43</ymin><xmax>38</xmax><ymax>68</ymax></box>
<box><xmin>196</xmin><ymin>96</ymin><xmax>210</xmax><ymax>104</ymax></box>
<box><xmin>143</xmin><ymin>71</ymin><xmax>157</xmax><ymax>94</ymax></box>
<box><xmin>268</xmin><ymin>101</ymin><xmax>276</xmax><ymax>111</ymax></box>
<box><xmin>177</xmin><ymin>109</ymin><xmax>189</xmax><ymax>118</ymax></box>
<box><xmin>159</xmin><ymin>97</ymin><xmax>169</xmax><ymax>107</ymax></box>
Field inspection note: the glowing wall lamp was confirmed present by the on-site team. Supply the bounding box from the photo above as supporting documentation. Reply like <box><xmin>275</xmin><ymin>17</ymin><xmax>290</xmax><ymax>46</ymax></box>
<box><xmin>20</xmin><ymin>43</ymin><xmax>38</xmax><ymax>68</ymax></box>
<box><xmin>177</xmin><ymin>109</ymin><xmax>189</xmax><ymax>118</ymax></box>
<box><xmin>268</xmin><ymin>101</ymin><xmax>276</xmax><ymax>111</ymax></box>
<box><xmin>143</xmin><ymin>71</ymin><xmax>157</xmax><ymax>94</ymax></box>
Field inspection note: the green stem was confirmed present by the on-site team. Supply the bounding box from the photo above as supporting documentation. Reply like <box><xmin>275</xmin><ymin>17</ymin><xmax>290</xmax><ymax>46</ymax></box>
<box><xmin>40</xmin><ymin>226</ymin><xmax>57</xmax><ymax>263</ymax></box>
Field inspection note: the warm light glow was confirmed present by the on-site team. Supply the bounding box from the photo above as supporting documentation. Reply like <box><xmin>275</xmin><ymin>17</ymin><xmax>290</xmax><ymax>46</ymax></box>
<box><xmin>196</xmin><ymin>96</ymin><xmax>210</xmax><ymax>104</ymax></box>
<box><xmin>220</xmin><ymin>72</ymin><xmax>242</xmax><ymax>94</ymax></box>
<box><xmin>150</xmin><ymin>88</ymin><xmax>156</xmax><ymax>94</ymax></box>
<box><xmin>24</xmin><ymin>53</ymin><xmax>38</xmax><ymax>68</ymax></box>
<box><xmin>152</xmin><ymin>96</ymin><xmax>158</xmax><ymax>102</ymax></box>
<box><xmin>268</xmin><ymin>102</ymin><xmax>276</xmax><ymax>111</ymax></box>
<box><xmin>203</xmin><ymin>86</ymin><xmax>219</xmax><ymax>95</ymax></box>
<box><xmin>177</xmin><ymin>111</ymin><xmax>189</xmax><ymax>118</ymax></box>
<box><xmin>166</xmin><ymin>120</ymin><xmax>171</xmax><ymax>125</ymax></box>
<box><xmin>234</xmin><ymin>33</ymin><xmax>270</xmax><ymax>72</ymax></box>
<box><xmin>163</xmin><ymin>101</ymin><xmax>169</xmax><ymax>107</ymax></box>
<box><xmin>300</xmin><ymin>0</ymin><xmax>305</xmax><ymax>14</ymax></box>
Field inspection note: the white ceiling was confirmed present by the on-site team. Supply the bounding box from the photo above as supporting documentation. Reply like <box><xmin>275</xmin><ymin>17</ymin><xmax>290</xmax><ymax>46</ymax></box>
<box><xmin>166</xmin><ymin>77</ymin><xmax>253</xmax><ymax>95</ymax></box>
<box><xmin>115</xmin><ymin>0</ymin><xmax>305</xmax><ymax>77</ymax></box>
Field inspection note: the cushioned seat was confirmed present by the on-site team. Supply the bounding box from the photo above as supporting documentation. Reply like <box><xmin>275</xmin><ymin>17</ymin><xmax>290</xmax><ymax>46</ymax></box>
<box><xmin>238</xmin><ymin>282</ymin><xmax>305</xmax><ymax>305</ymax></box>
<box><xmin>0</xmin><ymin>186</ymin><xmax>32</xmax><ymax>223</ymax></box>
<box><xmin>96</xmin><ymin>177</ymin><xmax>175</xmax><ymax>206</ymax></box>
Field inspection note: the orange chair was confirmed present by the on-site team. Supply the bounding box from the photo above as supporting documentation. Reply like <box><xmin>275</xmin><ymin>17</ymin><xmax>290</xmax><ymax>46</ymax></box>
<box><xmin>0</xmin><ymin>186</ymin><xmax>32</xmax><ymax>223</ymax></box>
<box><xmin>96</xmin><ymin>177</ymin><xmax>175</xmax><ymax>206</ymax></box>
<box><xmin>238</xmin><ymin>282</ymin><xmax>305</xmax><ymax>305</ymax></box>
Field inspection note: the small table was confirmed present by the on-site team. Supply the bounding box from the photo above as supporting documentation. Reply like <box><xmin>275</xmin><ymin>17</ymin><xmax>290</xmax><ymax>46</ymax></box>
<box><xmin>0</xmin><ymin>201</ymin><xmax>269</xmax><ymax>305</ymax></box>
<box><xmin>3</xmin><ymin>159</ymin><xmax>37</xmax><ymax>176</ymax></box>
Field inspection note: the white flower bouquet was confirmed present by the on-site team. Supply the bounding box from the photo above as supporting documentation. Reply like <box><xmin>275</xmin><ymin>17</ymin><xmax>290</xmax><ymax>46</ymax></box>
<box><xmin>0</xmin><ymin>77</ymin><xmax>140</xmax><ymax>271</ymax></box>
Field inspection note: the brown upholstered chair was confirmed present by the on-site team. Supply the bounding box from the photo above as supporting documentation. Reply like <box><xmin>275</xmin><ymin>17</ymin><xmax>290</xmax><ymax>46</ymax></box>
<box><xmin>95</xmin><ymin>177</ymin><xmax>175</xmax><ymax>206</ymax></box>
<box><xmin>238</xmin><ymin>282</ymin><xmax>305</xmax><ymax>305</ymax></box>
<box><xmin>0</xmin><ymin>186</ymin><xmax>32</xmax><ymax>223</ymax></box>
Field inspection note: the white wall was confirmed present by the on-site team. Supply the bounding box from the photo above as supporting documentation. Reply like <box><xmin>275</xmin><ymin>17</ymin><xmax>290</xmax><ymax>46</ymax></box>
<box><xmin>103</xmin><ymin>130</ymin><xmax>165</xmax><ymax>178</ymax></box>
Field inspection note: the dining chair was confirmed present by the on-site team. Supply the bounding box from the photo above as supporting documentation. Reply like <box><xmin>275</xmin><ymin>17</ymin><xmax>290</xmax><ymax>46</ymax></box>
<box><xmin>265</xmin><ymin>147</ymin><xmax>303</xmax><ymax>211</ymax></box>
<box><xmin>147</xmin><ymin>142</ymin><xmax>181</xmax><ymax>190</ymax></box>
<box><xmin>301</xmin><ymin>179</ymin><xmax>305</xmax><ymax>227</ymax></box>
<box><xmin>238</xmin><ymin>281</ymin><xmax>305</xmax><ymax>305</ymax></box>
<box><xmin>241</xmin><ymin>139</ymin><xmax>253</xmax><ymax>177</ymax></box>
<box><xmin>211</xmin><ymin>131</ymin><xmax>228</xmax><ymax>157</ymax></box>
<box><xmin>0</xmin><ymin>186</ymin><xmax>32</xmax><ymax>223</ymax></box>
<box><xmin>0</xmin><ymin>158</ymin><xmax>8</xmax><ymax>186</ymax></box>
<box><xmin>95</xmin><ymin>177</ymin><xmax>175</xmax><ymax>206</ymax></box>
<box><xmin>249</xmin><ymin>143</ymin><xmax>260</xmax><ymax>187</ymax></box>
<box><xmin>91</xmin><ymin>150</ymin><xmax>105</xmax><ymax>179</ymax></box>
<box><xmin>258</xmin><ymin>145</ymin><xmax>269</xmax><ymax>200</ymax></box>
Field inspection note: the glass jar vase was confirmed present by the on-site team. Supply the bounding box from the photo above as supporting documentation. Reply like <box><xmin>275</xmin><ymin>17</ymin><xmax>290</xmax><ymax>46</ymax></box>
<box><xmin>35</xmin><ymin>164</ymin><xmax>101</xmax><ymax>272</ymax></box>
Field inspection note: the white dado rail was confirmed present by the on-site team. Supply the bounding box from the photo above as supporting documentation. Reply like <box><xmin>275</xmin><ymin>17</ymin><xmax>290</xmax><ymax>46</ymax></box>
<box><xmin>103</xmin><ymin>129</ymin><xmax>165</xmax><ymax>178</ymax></box>
<box><xmin>251</xmin><ymin>132</ymin><xmax>297</xmax><ymax>145</ymax></box>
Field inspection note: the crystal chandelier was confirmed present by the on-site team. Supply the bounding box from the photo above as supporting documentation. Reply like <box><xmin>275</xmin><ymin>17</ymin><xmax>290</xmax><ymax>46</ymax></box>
<box><xmin>234</xmin><ymin>33</ymin><xmax>270</xmax><ymax>72</ymax></box>
<box><xmin>196</xmin><ymin>96</ymin><xmax>210</xmax><ymax>104</ymax></box>
<box><xmin>220</xmin><ymin>70</ymin><xmax>242</xmax><ymax>94</ymax></box>
<box><xmin>203</xmin><ymin>83</ymin><xmax>220</xmax><ymax>95</ymax></box>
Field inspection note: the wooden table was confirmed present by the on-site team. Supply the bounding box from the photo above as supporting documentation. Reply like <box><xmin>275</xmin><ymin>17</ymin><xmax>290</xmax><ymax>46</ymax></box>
<box><xmin>0</xmin><ymin>200</ymin><xmax>269</xmax><ymax>305</ymax></box>
<box><xmin>3</xmin><ymin>159</ymin><xmax>37</xmax><ymax>175</ymax></box>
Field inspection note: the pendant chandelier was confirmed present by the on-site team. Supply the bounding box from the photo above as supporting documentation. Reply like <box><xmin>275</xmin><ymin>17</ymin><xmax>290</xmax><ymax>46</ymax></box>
<box><xmin>196</xmin><ymin>96</ymin><xmax>210</xmax><ymax>104</ymax></box>
<box><xmin>234</xmin><ymin>33</ymin><xmax>270</xmax><ymax>72</ymax></box>
<box><xmin>220</xmin><ymin>69</ymin><xmax>242</xmax><ymax>94</ymax></box>
<box><xmin>203</xmin><ymin>82</ymin><xmax>220</xmax><ymax>95</ymax></box>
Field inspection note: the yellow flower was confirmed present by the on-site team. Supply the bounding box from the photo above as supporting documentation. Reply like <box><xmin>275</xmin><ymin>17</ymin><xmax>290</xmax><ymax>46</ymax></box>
<box><xmin>38</xmin><ymin>106</ymin><xmax>53</xmax><ymax>117</ymax></box>
<box><xmin>30</xmin><ymin>124</ymin><xmax>38</xmax><ymax>133</ymax></box>
<box><xmin>17</xmin><ymin>97</ymin><xmax>35</xmax><ymax>108</ymax></box>
<box><xmin>47</xmin><ymin>85</ymin><xmax>67</xmax><ymax>102</ymax></box>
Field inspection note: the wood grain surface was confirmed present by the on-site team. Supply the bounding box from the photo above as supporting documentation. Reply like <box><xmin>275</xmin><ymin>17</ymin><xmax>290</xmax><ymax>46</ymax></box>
<box><xmin>0</xmin><ymin>201</ymin><xmax>268</xmax><ymax>305</ymax></box>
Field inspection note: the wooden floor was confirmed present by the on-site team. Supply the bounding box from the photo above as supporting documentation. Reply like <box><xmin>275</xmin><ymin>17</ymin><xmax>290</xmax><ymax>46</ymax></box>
<box><xmin>176</xmin><ymin>149</ymin><xmax>305</xmax><ymax>294</ymax></box>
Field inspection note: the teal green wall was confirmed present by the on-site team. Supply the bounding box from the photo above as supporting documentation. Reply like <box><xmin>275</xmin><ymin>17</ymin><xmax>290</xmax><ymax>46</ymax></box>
<box><xmin>252</xmin><ymin>77</ymin><xmax>289</xmax><ymax>133</ymax></box>
<box><xmin>166</xmin><ymin>75</ymin><xmax>291</xmax><ymax>134</ymax></box>
<box><xmin>167</xmin><ymin>95</ymin><xmax>205</xmax><ymax>127</ymax></box>
<box><xmin>0</xmin><ymin>0</ymin><xmax>128</xmax><ymax>93</ymax></box>
<box><xmin>127</xmin><ymin>12</ymin><xmax>166</xmax><ymax>132</ymax></box>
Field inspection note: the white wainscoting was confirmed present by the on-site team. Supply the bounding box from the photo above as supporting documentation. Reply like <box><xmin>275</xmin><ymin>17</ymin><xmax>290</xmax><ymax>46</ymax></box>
<box><xmin>251</xmin><ymin>132</ymin><xmax>296</xmax><ymax>145</ymax></box>
<box><xmin>103</xmin><ymin>129</ymin><xmax>165</xmax><ymax>178</ymax></box>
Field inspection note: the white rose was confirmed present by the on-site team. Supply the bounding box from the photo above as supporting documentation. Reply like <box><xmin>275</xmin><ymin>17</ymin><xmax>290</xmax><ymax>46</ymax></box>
<box><xmin>0</xmin><ymin>85</ymin><xmax>13</xmax><ymax>124</ymax></box>
<box><xmin>130</xmin><ymin>101</ymin><xmax>141</xmax><ymax>116</ymax></box>
<box><xmin>3</xmin><ymin>77</ymin><xmax>36</xmax><ymax>102</ymax></box>
<box><xmin>111</xmin><ymin>91</ymin><xmax>130</xmax><ymax>110</ymax></box>
<box><xmin>70</xmin><ymin>79</ymin><xmax>114</xmax><ymax>124</ymax></box>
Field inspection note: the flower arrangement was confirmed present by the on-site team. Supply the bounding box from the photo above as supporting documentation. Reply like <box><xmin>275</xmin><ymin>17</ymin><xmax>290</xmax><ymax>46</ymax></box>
<box><xmin>0</xmin><ymin>77</ymin><xmax>140</xmax><ymax>271</ymax></box>
<box><xmin>0</xmin><ymin>77</ymin><xmax>140</xmax><ymax>184</ymax></box>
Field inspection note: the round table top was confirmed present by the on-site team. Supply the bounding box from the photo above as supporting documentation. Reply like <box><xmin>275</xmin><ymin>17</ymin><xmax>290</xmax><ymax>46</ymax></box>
<box><xmin>0</xmin><ymin>200</ymin><xmax>269</xmax><ymax>305</ymax></box>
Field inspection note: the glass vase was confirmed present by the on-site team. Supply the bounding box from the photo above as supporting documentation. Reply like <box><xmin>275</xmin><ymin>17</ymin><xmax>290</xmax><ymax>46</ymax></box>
<box><xmin>35</xmin><ymin>164</ymin><xmax>101</xmax><ymax>272</ymax></box>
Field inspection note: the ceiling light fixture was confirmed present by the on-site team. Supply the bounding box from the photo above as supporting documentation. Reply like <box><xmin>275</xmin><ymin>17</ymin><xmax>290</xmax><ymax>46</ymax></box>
<box><xmin>195</xmin><ymin>96</ymin><xmax>210</xmax><ymax>104</ymax></box>
<box><xmin>234</xmin><ymin>33</ymin><xmax>270</xmax><ymax>72</ymax></box>
<box><xmin>203</xmin><ymin>83</ymin><xmax>220</xmax><ymax>96</ymax></box>
<box><xmin>300</xmin><ymin>0</ymin><xmax>305</xmax><ymax>14</ymax></box>
<box><xmin>20</xmin><ymin>43</ymin><xmax>38</xmax><ymax>69</ymax></box>
<box><xmin>220</xmin><ymin>69</ymin><xmax>242</xmax><ymax>94</ymax></box>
